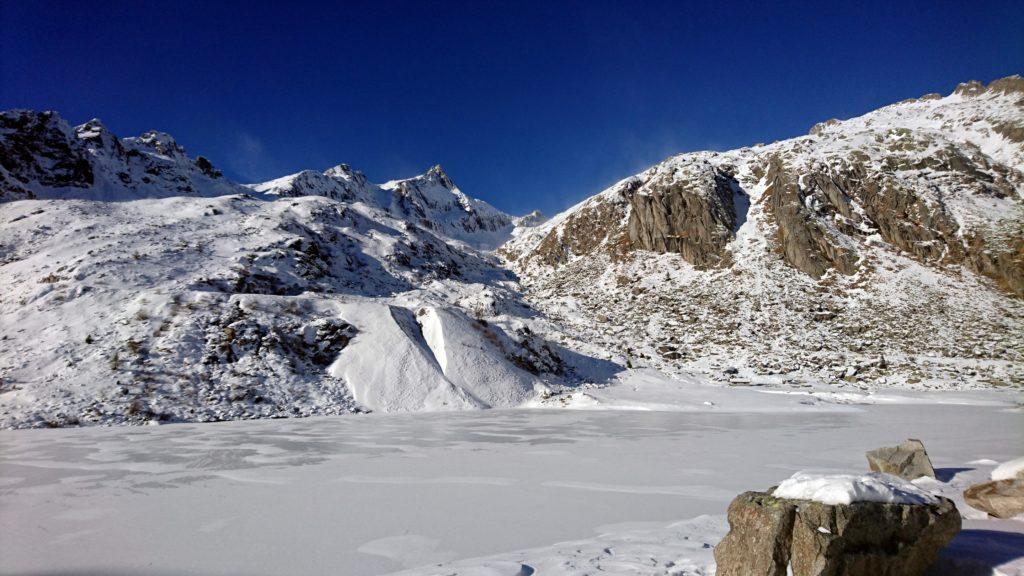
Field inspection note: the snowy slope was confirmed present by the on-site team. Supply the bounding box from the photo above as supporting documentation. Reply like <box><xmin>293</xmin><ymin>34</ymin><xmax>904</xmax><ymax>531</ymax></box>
<box><xmin>0</xmin><ymin>114</ymin><xmax>577</xmax><ymax>428</ymax></box>
<box><xmin>0</xmin><ymin>191</ymin><xmax>582</xmax><ymax>428</ymax></box>
<box><xmin>251</xmin><ymin>163</ymin><xmax>518</xmax><ymax>250</ymax></box>
<box><xmin>1</xmin><ymin>76</ymin><xmax>1022</xmax><ymax>428</ymax></box>
<box><xmin>502</xmin><ymin>76</ymin><xmax>1024</xmax><ymax>390</ymax></box>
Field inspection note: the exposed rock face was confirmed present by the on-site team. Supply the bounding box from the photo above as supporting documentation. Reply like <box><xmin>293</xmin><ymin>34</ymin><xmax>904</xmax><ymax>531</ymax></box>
<box><xmin>715</xmin><ymin>489</ymin><xmax>961</xmax><ymax>576</ymax></box>
<box><xmin>0</xmin><ymin>110</ymin><xmax>93</xmax><ymax>194</ymax></box>
<box><xmin>194</xmin><ymin>156</ymin><xmax>222</xmax><ymax>179</ymax></box>
<box><xmin>963</xmin><ymin>479</ymin><xmax>1024</xmax><ymax>519</ymax></box>
<box><xmin>0</xmin><ymin>110</ymin><xmax>243</xmax><ymax>200</ymax></box>
<box><xmin>788</xmin><ymin>496</ymin><xmax>960</xmax><ymax>576</ymax></box>
<box><xmin>511</xmin><ymin>191</ymin><xmax>630</xmax><ymax>268</ymax></box>
<box><xmin>762</xmin><ymin>159</ymin><xmax>858</xmax><ymax>278</ymax></box>
<box><xmin>627</xmin><ymin>163</ymin><xmax>738</xmax><ymax>268</ymax></box>
<box><xmin>866</xmin><ymin>439</ymin><xmax>936</xmax><ymax>480</ymax></box>
<box><xmin>714</xmin><ymin>491</ymin><xmax>797</xmax><ymax>576</ymax></box>
<box><xmin>816</xmin><ymin>153</ymin><xmax>1024</xmax><ymax>296</ymax></box>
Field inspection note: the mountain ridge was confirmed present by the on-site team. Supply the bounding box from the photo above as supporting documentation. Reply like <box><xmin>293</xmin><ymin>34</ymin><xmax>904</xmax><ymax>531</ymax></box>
<box><xmin>0</xmin><ymin>75</ymin><xmax>1021</xmax><ymax>428</ymax></box>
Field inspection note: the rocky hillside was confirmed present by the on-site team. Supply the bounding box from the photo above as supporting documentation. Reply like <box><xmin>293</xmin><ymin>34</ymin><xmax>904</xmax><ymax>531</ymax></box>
<box><xmin>0</xmin><ymin>112</ymin><xmax>593</xmax><ymax>428</ymax></box>
<box><xmin>1</xmin><ymin>76</ymin><xmax>1021</xmax><ymax>428</ymax></box>
<box><xmin>502</xmin><ymin>76</ymin><xmax>1024</xmax><ymax>389</ymax></box>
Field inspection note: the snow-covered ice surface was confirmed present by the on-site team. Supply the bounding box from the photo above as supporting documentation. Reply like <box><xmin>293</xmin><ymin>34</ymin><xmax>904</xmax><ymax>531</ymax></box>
<box><xmin>1</xmin><ymin>382</ymin><xmax>1021</xmax><ymax>576</ymax></box>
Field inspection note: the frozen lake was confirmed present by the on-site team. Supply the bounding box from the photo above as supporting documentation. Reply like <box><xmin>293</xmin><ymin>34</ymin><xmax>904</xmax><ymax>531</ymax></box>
<box><xmin>1</xmin><ymin>400</ymin><xmax>1022</xmax><ymax>575</ymax></box>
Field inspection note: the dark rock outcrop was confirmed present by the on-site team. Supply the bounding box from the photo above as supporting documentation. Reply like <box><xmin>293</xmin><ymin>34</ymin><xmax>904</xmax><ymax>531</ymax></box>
<box><xmin>0</xmin><ymin>110</ymin><xmax>93</xmax><ymax>190</ymax></box>
<box><xmin>762</xmin><ymin>159</ymin><xmax>859</xmax><ymax>278</ymax></box>
<box><xmin>195</xmin><ymin>156</ymin><xmax>222</xmax><ymax>178</ymax></box>
<box><xmin>626</xmin><ymin>164</ymin><xmax>738</xmax><ymax>268</ymax></box>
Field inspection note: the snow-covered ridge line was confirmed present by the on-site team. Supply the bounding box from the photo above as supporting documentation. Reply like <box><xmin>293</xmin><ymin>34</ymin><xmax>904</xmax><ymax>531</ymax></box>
<box><xmin>1</xmin><ymin>108</ymin><xmax>541</xmax><ymax>251</ymax></box>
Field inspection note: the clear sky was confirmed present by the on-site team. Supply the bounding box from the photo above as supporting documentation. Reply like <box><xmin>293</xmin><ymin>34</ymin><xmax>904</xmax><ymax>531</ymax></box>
<box><xmin>2</xmin><ymin>1</ymin><xmax>1022</xmax><ymax>216</ymax></box>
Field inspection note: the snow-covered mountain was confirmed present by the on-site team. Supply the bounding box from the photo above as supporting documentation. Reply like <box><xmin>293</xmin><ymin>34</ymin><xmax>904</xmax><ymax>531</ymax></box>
<box><xmin>0</xmin><ymin>110</ymin><xmax>249</xmax><ymax>201</ymax></box>
<box><xmin>250</xmin><ymin>163</ymin><xmax>517</xmax><ymax>250</ymax></box>
<box><xmin>0</xmin><ymin>111</ymin><xmax>587</xmax><ymax>428</ymax></box>
<box><xmin>1</xmin><ymin>76</ymin><xmax>1021</xmax><ymax>428</ymax></box>
<box><xmin>502</xmin><ymin>76</ymin><xmax>1024</xmax><ymax>389</ymax></box>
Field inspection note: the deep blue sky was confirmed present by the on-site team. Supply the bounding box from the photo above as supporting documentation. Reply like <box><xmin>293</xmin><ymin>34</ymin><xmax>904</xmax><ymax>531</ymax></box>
<box><xmin>2</xmin><ymin>1</ymin><xmax>1022</xmax><ymax>215</ymax></box>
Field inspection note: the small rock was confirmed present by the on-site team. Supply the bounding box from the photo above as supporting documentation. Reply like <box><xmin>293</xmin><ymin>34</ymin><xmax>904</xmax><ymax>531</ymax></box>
<box><xmin>866</xmin><ymin>439</ymin><xmax>936</xmax><ymax>480</ymax></box>
<box><xmin>963</xmin><ymin>479</ymin><xmax>1024</xmax><ymax>519</ymax></box>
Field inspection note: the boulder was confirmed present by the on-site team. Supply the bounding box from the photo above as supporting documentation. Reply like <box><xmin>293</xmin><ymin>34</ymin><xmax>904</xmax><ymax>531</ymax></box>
<box><xmin>866</xmin><ymin>439</ymin><xmax>936</xmax><ymax>480</ymax></box>
<box><xmin>715</xmin><ymin>486</ymin><xmax>960</xmax><ymax>576</ymax></box>
<box><xmin>787</xmin><ymin>496</ymin><xmax>960</xmax><ymax>576</ymax></box>
<box><xmin>714</xmin><ymin>491</ymin><xmax>797</xmax><ymax>576</ymax></box>
<box><xmin>963</xmin><ymin>479</ymin><xmax>1024</xmax><ymax>519</ymax></box>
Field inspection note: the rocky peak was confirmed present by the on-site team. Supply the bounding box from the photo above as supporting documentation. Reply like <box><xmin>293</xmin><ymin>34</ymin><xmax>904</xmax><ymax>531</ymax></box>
<box><xmin>75</xmin><ymin>119</ymin><xmax>124</xmax><ymax>157</ymax></box>
<box><xmin>126</xmin><ymin>130</ymin><xmax>187</xmax><ymax>159</ymax></box>
<box><xmin>423</xmin><ymin>163</ymin><xmax>455</xmax><ymax>189</ymax></box>
<box><xmin>514</xmin><ymin>209</ymin><xmax>547</xmax><ymax>227</ymax></box>
<box><xmin>953</xmin><ymin>80</ymin><xmax>987</xmax><ymax>97</ymax></box>
<box><xmin>809</xmin><ymin>118</ymin><xmax>841</xmax><ymax>136</ymax></box>
<box><xmin>988</xmin><ymin>74</ymin><xmax>1024</xmax><ymax>95</ymax></box>
<box><xmin>323</xmin><ymin>163</ymin><xmax>369</xmax><ymax>189</ymax></box>
<box><xmin>0</xmin><ymin>109</ymin><xmax>93</xmax><ymax>192</ymax></box>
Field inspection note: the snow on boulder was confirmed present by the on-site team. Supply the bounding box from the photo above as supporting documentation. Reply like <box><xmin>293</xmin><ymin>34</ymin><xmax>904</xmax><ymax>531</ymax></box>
<box><xmin>772</xmin><ymin>471</ymin><xmax>940</xmax><ymax>505</ymax></box>
<box><xmin>991</xmin><ymin>456</ymin><xmax>1024</xmax><ymax>481</ymax></box>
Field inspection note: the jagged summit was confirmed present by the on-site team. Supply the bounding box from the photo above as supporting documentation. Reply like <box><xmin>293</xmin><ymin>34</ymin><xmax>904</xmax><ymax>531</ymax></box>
<box><xmin>0</xmin><ymin>111</ymin><xmax>584</xmax><ymax>428</ymax></box>
<box><xmin>0</xmin><ymin>109</ymin><xmax>244</xmax><ymax>201</ymax></box>
<box><xmin>422</xmin><ymin>163</ymin><xmax>454</xmax><ymax>188</ymax></box>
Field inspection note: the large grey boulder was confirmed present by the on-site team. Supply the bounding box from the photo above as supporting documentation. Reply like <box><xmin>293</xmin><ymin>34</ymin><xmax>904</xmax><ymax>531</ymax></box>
<box><xmin>963</xmin><ymin>479</ymin><xmax>1024</xmax><ymax>519</ymax></box>
<box><xmin>714</xmin><ymin>491</ymin><xmax>797</xmax><ymax>576</ymax></box>
<box><xmin>866</xmin><ymin>439</ymin><xmax>936</xmax><ymax>480</ymax></box>
<box><xmin>714</xmin><ymin>488</ymin><xmax>961</xmax><ymax>576</ymax></box>
<box><xmin>787</xmin><ymin>496</ymin><xmax>960</xmax><ymax>575</ymax></box>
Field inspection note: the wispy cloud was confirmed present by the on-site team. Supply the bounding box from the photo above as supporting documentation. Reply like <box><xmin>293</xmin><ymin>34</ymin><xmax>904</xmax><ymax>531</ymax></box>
<box><xmin>228</xmin><ymin>133</ymin><xmax>280</xmax><ymax>183</ymax></box>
